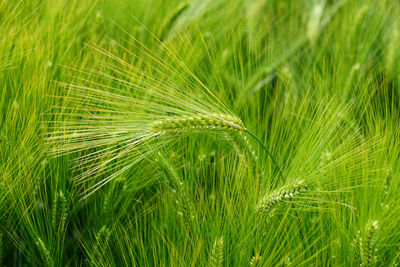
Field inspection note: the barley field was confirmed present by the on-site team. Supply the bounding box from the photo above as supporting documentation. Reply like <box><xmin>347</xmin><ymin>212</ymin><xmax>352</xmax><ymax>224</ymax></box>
<box><xmin>1</xmin><ymin>0</ymin><xmax>400</xmax><ymax>266</ymax></box>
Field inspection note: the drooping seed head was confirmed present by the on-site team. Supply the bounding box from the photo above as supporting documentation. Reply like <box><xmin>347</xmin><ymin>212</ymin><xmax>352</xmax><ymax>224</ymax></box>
<box><xmin>256</xmin><ymin>180</ymin><xmax>308</xmax><ymax>217</ymax></box>
<box><xmin>47</xmin><ymin>32</ymin><xmax>246</xmax><ymax>198</ymax></box>
<box><xmin>149</xmin><ymin>114</ymin><xmax>245</xmax><ymax>133</ymax></box>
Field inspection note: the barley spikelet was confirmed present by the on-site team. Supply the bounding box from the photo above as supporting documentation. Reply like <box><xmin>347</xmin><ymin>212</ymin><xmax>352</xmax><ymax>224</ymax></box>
<box><xmin>225</xmin><ymin>131</ymin><xmax>257</xmax><ymax>162</ymax></box>
<box><xmin>150</xmin><ymin>114</ymin><xmax>244</xmax><ymax>133</ymax></box>
<box><xmin>103</xmin><ymin>178</ymin><xmax>127</xmax><ymax>216</ymax></box>
<box><xmin>208</xmin><ymin>236</ymin><xmax>224</xmax><ymax>267</ymax></box>
<box><xmin>250</xmin><ymin>251</ymin><xmax>262</xmax><ymax>267</ymax></box>
<box><xmin>246</xmin><ymin>0</ymin><xmax>269</xmax><ymax>51</ymax></box>
<box><xmin>96</xmin><ymin>225</ymin><xmax>111</xmax><ymax>247</ymax></box>
<box><xmin>239</xmin><ymin>132</ymin><xmax>257</xmax><ymax>160</ymax></box>
<box><xmin>386</xmin><ymin>24</ymin><xmax>399</xmax><ymax>78</ymax></box>
<box><xmin>158</xmin><ymin>152</ymin><xmax>195</xmax><ymax>229</ymax></box>
<box><xmin>160</xmin><ymin>2</ymin><xmax>189</xmax><ymax>41</ymax></box>
<box><xmin>36</xmin><ymin>238</ymin><xmax>53</xmax><ymax>267</ymax></box>
<box><xmin>256</xmin><ymin>180</ymin><xmax>308</xmax><ymax>217</ymax></box>
<box><xmin>114</xmin><ymin>178</ymin><xmax>127</xmax><ymax>207</ymax></box>
<box><xmin>307</xmin><ymin>1</ymin><xmax>325</xmax><ymax>45</ymax></box>
<box><xmin>103</xmin><ymin>188</ymin><xmax>113</xmax><ymax>216</ymax></box>
<box><xmin>359</xmin><ymin>220</ymin><xmax>379</xmax><ymax>266</ymax></box>
<box><xmin>174</xmin><ymin>180</ymin><xmax>195</xmax><ymax>230</ymax></box>
<box><xmin>89</xmin><ymin>225</ymin><xmax>112</xmax><ymax>264</ymax></box>
<box><xmin>51</xmin><ymin>191</ymin><xmax>68</xmax><ymax>233</ymax></box>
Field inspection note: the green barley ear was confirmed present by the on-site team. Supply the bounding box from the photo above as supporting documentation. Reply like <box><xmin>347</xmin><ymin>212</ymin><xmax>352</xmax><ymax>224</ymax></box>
<box><xmin>386</xmin><ymin>23</ymin><xmax>400</xmax><ymax>83</ymax></box>
<box><xmin>90</xmin><ymin>225</ymin><xmax>112</xmax><ymax>265</ymax></box>
<box><xmin>149</xmin><ymin>114</ymin><xmax>245</xmax><ymax>133</ymax></box>
<box><xmin>48</xmin><ymin>37</ymin><xmax>281</xmax><ymax>197</ymax></box>
<box><xmin>95</xmin><ymin>225</ymin><xmax>111</xmax><ymax>248</ymax></box>
<box><xmin>51</xmin><ymin>191</ymin><xmax>68</xmax><ymax>233</ymax></box>
<box><xmin>36</xmin><ymin>237</ymin><xmax>53</xmax><ymax>267</ymax></box>
<box><xmin>256</xmin><ymin>180</ymin><xmax>308</xmax><ymax>218</ymax></box>
<box><xmin>224</xmin><ymin>131</ymin><xmax>258</xmax><ymax>162</ymax></box>
<box><xmin>172</xmin><ymin>178</ymin><xmax>195</xmax><ymax>231</ymax></box>
<box><xmin>307</xmin><ymin>1</ymin><xmax>325</xmax><ymax>45</ymax></box>
<box><xmin>358</xmin><ymin>220</ymin><xmax>379</xmax><ymax>266</ymax></box>
<box><xmin>150</xmin><ymin>115</ymin><xmax>281</xmax><ymax>172</ymax></box>
<box><xmin>103</xmin><ymin>178</ymin><xmax>127</xmax><ymax>217</ymax></box>
<box><xmin>250</xmin><ymin>251</ymin><xmax>262</xmax><ymax>267</ymax></box>
<box><xmin>0</xmin><ymin>231</ymin><xmax>3</xmax><ymax>265</ymax></box>
<box><xmin>157</xmin><ymin>152</ymin><xmax>194</xmax><ymax>230</ymax></box>
<box><xmin>113</xmin><ymin>178</ymin><xmax>128</xmax><ymax>208</ymax></box>
<box><xmin>208</xmin><ymin>236</ymin><xmax>224</xmax><ymax>267</ymax></box>
<box><xmin>246</xmin><ymin>0</ymin><xmax>269</xmax><ymax>51</ymax></box>
<box><xmin>103</xmin><ymin>188</ymin><xmax>113</xmax><ymax>217</ymax></box>
<box><xmin>159</xmin><ymin>2</ymin><xmax>189</xmax><ymax>41</ymax></box>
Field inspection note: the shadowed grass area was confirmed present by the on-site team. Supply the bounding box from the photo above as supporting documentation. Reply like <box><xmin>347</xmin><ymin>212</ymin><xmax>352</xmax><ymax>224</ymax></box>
<box><xmin>1</xmin><ymin>0</ymin><xmax>400</xmax><ymax>266</ymax></box>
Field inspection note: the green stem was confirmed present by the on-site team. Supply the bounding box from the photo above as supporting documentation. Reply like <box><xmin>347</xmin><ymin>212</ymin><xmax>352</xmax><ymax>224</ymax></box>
<box><xmin>245</xmin><ymin>129</ymin><xmax>282</xmax><ymax>174</ymax></box>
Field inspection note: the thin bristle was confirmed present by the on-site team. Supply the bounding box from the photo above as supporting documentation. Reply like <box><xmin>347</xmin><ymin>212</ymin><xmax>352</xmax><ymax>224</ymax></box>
<box><xmin>46</xmin><ymin>44</ymin><xmax>245</xmax><ymax>197</ymax></box>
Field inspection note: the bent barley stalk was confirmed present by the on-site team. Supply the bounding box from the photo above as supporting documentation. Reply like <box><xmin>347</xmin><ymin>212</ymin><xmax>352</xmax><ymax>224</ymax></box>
<box><xmin>48</xmin><ymin>34</ymin><xmax>281</xmax><ymax>197</ymax></box>
<box><xmin>149</xmin><ymin>114</ymin><xmax>279</xmax><ymax>170</ymax></box>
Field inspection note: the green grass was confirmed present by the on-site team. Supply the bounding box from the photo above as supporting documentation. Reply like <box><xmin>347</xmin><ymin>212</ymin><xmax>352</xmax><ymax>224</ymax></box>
<box><xmin>1</xmin><ymin>0</ymin><xmax>400</xmax><ymax>266</ymax></box>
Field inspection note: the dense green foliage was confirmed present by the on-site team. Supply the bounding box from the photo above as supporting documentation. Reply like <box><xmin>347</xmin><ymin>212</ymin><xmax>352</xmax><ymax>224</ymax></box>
<box><xmin>1</xmin><ymin>0</ymin><xmax>400</xmax><ymax>266</ymax></box>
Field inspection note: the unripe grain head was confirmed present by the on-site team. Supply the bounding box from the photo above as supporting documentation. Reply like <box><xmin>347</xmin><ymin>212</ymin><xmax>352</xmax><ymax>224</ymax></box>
<box><xmin>256</xmin><ymin>180</ymin><xmax>308</xmax><ymax>218</ymax></box>
<box><xmin>36</xmin><ymin>238</ymin><xmax>53</xmax><ymax>267</ymax></box>
<box><xmin>359</xmin><ymin>220</ymin><xmax>379</xmax><ymax>266</ymax></box>
<box><xmin>150</xmin><ymin>114</ymin><xmax>245</xmax><ymax>133</ymax></box>
<box><xmin>208</xmin><ymin>236</ymin><xmax>224</xmax><ymax>267</ymax></box>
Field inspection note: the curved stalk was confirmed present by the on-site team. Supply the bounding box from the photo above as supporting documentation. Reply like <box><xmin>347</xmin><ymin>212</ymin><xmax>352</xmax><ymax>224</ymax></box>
<box><xmin>245</xmin><ymin>129</ymin><xmax>282</xmax><ymax>174</ymax></box>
